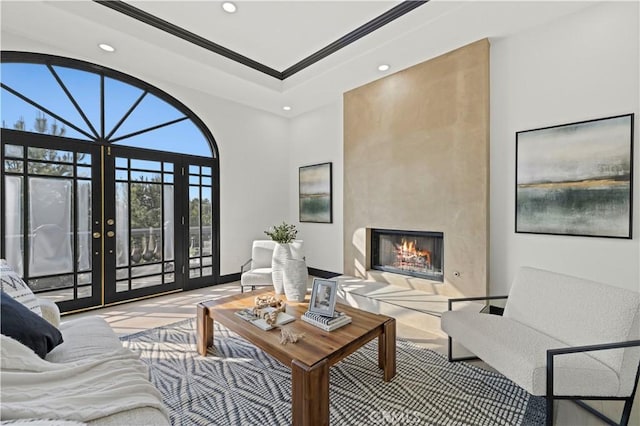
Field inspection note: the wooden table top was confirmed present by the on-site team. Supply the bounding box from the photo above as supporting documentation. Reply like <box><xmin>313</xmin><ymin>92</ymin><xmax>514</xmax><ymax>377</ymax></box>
<box><xmin>199</xmin><ymin>289</ymin><xmax>393</xmax><ymax>368</ymax></box>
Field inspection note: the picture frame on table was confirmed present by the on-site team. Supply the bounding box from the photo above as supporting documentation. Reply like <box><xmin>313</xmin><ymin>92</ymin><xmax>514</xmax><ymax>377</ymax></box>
<box><xmin>308</xmin><ymin>278</ymin><xmax>337</xmax><ymax>317</ymax></box>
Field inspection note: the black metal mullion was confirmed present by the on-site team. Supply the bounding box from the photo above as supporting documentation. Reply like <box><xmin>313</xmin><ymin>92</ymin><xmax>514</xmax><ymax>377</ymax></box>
<box><xmin>46</xmin><ymin>64</ymin><xmax>99</xmax><ymax>139</ymax></box>
<box><xmin>105</xmin><ymin>91</ymin><xmax>148</xmax><ymax>141</ymax></box>
<box><xmin>1</xmin><ymin>83</ymin><xmax>96</xmax><ymax>140</ymax></box>
<box><xmin>109</xmin><ymin>116</ymin><xmax>188</xmax><ymax>143</ymax></box>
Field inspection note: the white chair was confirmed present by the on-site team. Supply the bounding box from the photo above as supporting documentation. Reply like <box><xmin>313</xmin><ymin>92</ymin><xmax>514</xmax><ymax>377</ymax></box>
<box><xmin>240</xmin><ymin>240</ymin><xmax>305</xmax><ymax>293</ymax></box>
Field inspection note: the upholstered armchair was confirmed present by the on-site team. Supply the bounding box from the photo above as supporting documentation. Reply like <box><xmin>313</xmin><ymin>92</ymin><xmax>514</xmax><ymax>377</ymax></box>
<box><xmin>240</xmin><ymin>240</ymin><xmax>305</xmax><ymax>293</ymax></box>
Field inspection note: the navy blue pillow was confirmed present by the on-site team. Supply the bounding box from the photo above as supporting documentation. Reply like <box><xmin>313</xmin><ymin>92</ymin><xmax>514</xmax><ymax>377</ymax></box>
<box><xmin>0</xmin><ymin>290</ymin><xmax>63</xmax><ymax>358</ymax></box>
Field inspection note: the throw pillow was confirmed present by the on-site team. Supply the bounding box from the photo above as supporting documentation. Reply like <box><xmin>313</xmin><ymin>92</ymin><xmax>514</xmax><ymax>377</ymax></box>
<box><xmin>0</xmin><ymin>259</ymin><xmax>42</xmax><ymax>316</ymax></box>
<box><xmin>0</xmin><ymin>290</ymin><xmax>63</xmax><ymax>358</ymax></box>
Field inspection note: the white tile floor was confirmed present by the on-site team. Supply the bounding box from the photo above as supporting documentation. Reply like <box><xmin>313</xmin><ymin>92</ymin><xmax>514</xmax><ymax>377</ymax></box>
<box><xmin>65</xmin><ymin>282</ymin><xmax>638</xmax><ymax>426</ymax></box>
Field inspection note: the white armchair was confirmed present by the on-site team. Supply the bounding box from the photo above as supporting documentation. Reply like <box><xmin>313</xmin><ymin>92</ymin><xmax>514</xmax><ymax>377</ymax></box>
<box><xmin>240</xmin><ymin>240</ymin><xmax>305</xmax><ymax>293</ymax></box>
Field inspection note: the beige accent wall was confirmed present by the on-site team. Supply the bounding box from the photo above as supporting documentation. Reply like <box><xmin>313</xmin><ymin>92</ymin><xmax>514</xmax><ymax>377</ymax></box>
<box><xmin>343</xmin><ymin>39</ymin><xmax>489</xmax><ymax>297</ymax></box>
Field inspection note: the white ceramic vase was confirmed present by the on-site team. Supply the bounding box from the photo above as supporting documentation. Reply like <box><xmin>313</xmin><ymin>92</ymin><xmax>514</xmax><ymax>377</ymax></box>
<box><xmin>283</xmin><ymin>258</ymin><xmax>308</xmax><ymax>302</ymax></box>
<box><xmin>271</xmin><ymin>243</ymin><xmax>292</xmax><ymax>295</ymax></box>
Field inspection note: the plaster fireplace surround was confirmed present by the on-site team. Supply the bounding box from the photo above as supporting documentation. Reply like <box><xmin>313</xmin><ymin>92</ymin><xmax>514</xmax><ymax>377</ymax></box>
<box><xmin>343</xmin><ymin>39</ymin><xmax>489</xmax><ymax>298</ymax></box>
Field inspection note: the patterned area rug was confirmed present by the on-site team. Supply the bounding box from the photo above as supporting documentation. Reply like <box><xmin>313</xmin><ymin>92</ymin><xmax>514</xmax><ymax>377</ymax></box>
<box><xmin>121</xmin><ymin>319</ymin><xmax>545</xmax><ymax>425</ymax></box>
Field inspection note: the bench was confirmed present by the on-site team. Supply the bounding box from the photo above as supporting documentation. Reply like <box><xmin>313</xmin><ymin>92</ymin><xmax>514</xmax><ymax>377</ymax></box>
<box><xmin>441</xmin><ymin>266</ymin><xmax>640</xmax><ymax>426</ymax></box>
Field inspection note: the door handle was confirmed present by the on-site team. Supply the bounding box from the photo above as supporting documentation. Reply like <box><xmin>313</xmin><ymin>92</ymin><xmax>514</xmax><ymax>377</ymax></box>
<box><xmin>107</xmin><ymin>231</ymin><xmax>115</xmax><ymax>238</ymax></box>
<box><xmin>93</xmin><ymin>232</ymin><xmax>101</xmax><ymax>239</ymax></box>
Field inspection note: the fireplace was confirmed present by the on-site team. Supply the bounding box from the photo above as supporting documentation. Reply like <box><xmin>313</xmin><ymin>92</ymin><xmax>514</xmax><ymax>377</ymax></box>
<box><xmin>371</xmin><ymin>229</ymin><xmax>444</xmax><ymax>282</ymax></box>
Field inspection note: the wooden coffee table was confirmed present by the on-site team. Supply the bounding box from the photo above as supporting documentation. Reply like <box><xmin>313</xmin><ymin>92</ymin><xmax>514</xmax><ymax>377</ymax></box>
<box><xmin>196</xmin><ymin>289</ymin><xmax>396</xmax><ymax>426</ymax></box>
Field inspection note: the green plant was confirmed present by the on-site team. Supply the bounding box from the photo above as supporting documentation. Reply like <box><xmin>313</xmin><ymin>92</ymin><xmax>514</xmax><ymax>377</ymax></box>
<box><xmin>264</xmin><ymin>222</ymin><xmax>298</xmax><ymax>244</ymax></box>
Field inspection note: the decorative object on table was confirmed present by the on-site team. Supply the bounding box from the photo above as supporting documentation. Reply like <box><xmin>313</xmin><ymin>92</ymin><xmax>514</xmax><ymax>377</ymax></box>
<box><xmin>308</xmin><ymin>278</ymin><xmax>338</xmax><ymax>316</ymax></box>
<box><xmin>516</xmin><ymin>113</ymin><xmax>634</xmax><ymax>238</ymax></box>
<box><xmin>282</xmin><ymin>258</ymin><xmax>308</xmax><ymax>302</ymax></box>
<box><xmin>279</xmin><ymin>328</ymin><xmax>305</xmax><ymax>345</ymax></box>
<box><xmin>301</xmin><ymin>310</ymin><xmax>352</xmax><ymax>332</ymax></box>
<box><xmin>299</xmin><ymin>162</ymin><xmax>332</xmax><ymax>223</ymax></box>
<box><xmin>265</xmin><ymin>222</ymin><xmax>298</xmax><ymax>295</ymax></box>
<box><xmin>233</xmin><ymin>295</ymin><xmax>295</xmax><ymax>331</ymax></box>
<box><xmin>122</xmin><ymin>319</ymin><xmax>546</xmax><ymax>426</ymax></box>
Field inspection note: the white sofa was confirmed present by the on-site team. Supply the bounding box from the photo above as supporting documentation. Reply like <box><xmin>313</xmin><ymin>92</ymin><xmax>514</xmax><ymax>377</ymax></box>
<box><xmin>1</xmin><ymin>301</ymin><xmax>169</xmax><ymax>425</ymax></box>
<box><xmin>441</xmin><ymin>267</ymin><xmax>640</xmax><ymax>426</ymax></box>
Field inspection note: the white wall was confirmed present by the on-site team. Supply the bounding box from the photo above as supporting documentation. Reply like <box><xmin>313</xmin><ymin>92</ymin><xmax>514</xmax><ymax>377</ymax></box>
<box><xmin>146</xmin><ymin>83</ymin><xmax>291</xmax><ymax>276</ymax></box>
<box><xmin>490</xmin><ymin>1</ymin><xmax>640</xmax><ymax>294</ymax></box>
<box><xmin>289</xmin><ymin>101</ymin><xmax>344</xmax><ymax>273</ymax></box>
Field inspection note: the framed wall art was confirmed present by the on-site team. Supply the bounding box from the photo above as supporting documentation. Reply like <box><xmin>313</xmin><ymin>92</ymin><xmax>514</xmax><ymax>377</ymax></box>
<box><xmin>299</xmin><ymin>162</ymin><xmax>332</xmax><ymax>223</ymax></box>
<box><xmin>516</xmin><ymin>113</ymin><xmax>634</xmax><ymax>238</ymax></box>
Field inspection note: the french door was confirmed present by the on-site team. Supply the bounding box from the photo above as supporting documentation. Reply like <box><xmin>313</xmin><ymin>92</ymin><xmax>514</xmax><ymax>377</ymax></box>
<box><xmin>1</xmin><ymin>130</ymin><xmax>217</xmax><ymax>312</ymax></box>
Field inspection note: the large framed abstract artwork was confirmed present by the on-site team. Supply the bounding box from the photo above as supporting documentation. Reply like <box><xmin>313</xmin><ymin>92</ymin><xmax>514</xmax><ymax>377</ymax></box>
<box><xmin>516</xmin><ymin>114</ymin><xmax>634</xmax><ymax>239</ymax></box>
<box><xmin>299</xmin><ymin>162</ymin><xmax>332</xmax><ymax>223</ymax></box>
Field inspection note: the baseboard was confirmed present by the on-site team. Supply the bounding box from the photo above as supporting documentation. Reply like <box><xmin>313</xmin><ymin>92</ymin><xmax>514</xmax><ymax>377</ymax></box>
<box><xmin>218</xmin><ymin>273</ymin><xmax>241</xmax><ymax>284</ymax></box>
<box><xmin>307</xmin><ymin>267</ymin><xmax>341</xmax><ymax>278</ymax></box>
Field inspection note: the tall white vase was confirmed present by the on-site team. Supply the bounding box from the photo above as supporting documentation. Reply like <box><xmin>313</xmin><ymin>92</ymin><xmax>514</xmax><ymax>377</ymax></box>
<box><xmin>283</xmin><ymin>258</ymin><xmax>308</xmax><ymax>302</ymax></box>
<box><xmin>271</xmin><ymin>243</ymin><xmax>292</xmax><ymax>295</ymax></box>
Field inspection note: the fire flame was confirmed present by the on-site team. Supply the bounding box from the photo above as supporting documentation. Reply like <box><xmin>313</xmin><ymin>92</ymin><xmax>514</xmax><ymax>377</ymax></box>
<box><xmin>396</xmin><ymin>239</ymin><xmax>431</xmax><ymax>269</ymax></box>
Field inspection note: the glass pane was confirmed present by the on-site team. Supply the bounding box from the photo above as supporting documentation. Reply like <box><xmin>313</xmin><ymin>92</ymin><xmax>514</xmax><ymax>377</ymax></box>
<box><xmin>189</xmin><ymin>269</ymin><xmax>201</xmax><ymax>279</ymax></box>
<box><xmin>28</xmin><ymin>177</ymin><xmax>73</xmax><ymax>277</ymax></box>
<box><xmin>116</xmin><ymin>269</ymin><xmax>128</xmax><ymax>280</ymax></box>
<box><xmin>4</xmin><ymin>160</ymin><xmax>23</xmax><ymax>173</ymax></box>
<box><xmin>189</xmin><ymin>165</ymin><xmax>199</xmax><ymax>174</ymax></box>
<box><xmin>189</xmin><ymin>258</ymin><xmax>201</xmax><ymax>268</ymax></box>
<box><xmin>113</xmin><ymin>119</ymin><xmax>212</xmax><ymax>157</ymax></box>
<box><xmin>28</xmin><ymin>162</ymin><xmax>73</xmax><ymax>177</ymax></box>
<box><xmin>77</xmin><ymin>285</ymin><xmax>92</xmax><ymax>299</ymax></box>
<box><xmin>4</xmin><ymin>144</ymin><xmax>24</xmax><ymax>158</ymax></box>
<box><xmin>131</xmin><ymin>171</ymin><xmax>161</xmax><ymax>182</ymax></box>
<box><xmin>28</xmin><ymin>147</ymin><xmax>74</xmax><ymax>163</ymax></box>
<box><xmin>163</xmin><ymin>173</ymin><xmax>173</xmax><ymax>183</ymax></box>
<box><xmin>202</xmin><ymin>267</ymin><xmax>213</xmax><ymax>277</ymax></box>
<box><xmin>52</xmin><ymin>65</ymin><xmax>100</xmax><ymax>135</ymax></box>
<box><xmin>116</xmin><ymin>280</ymin><xmax>129</xmax><ymax>292</ymax></box>
<box><xmin>163</xmin><ymin>261</ymin><xmax>175</xmax><ymax>272</ymax></box>
<box><xmin>29</xmin><ymin>275</ymin><xmax>73</xmax><ymax>292</ymax></box>
<box><xmin>202</xmin><ymin>256</ymin><xmax>213</xmax><ymax>266</ymax></box>
<box><xmin>115</xmin><ymin>182</ymin><xmax>129</xmax><ymax>267</ymax></box>
<box><xmin>115</xmin><ymin>157</ymin><xmax>128</xmax><ymax>168</ymax></box>
<box><xmin>4</xmin><ymin>176</ymin><xmax>24</xmax><ymax>276</ymax></box>
<box><xmin>131</xmin><ymin>264</ymin><xmax>162</xmax><ymax>278</ymax></box>
<box><xmin>163</xmin><ymin>186</ymin><xmax>174</xmax><ymax>261</ymax></box>
<box><xmin>39</xmin><ymin>288</ymin><xmax>73</xmax><ymax>302</ymax></box>
<box><xmin>77</xmin><ymin>180</ymin><xmax>92</xmax><ymax>272</ymax></box>
<box><xmin>132</xmin><ymin>275</ymin><xmax>162</xmax><ymax>289</ymax></box>
<box><xmin>1</xmin><ymin>63</ymin><xmax>91</xmax><ymax>134</ymax></box>
<box><xmin>115</xmin><ymin>170</ymin><xmax>128</xmax><ymax>181</ymax></box>
<box><xmin>130</xmin><ymin>159</ymin><xmax>161</xmax><ymax>171</ymax></box>
<box><xmin>164</xmin><ymin>273</ymin><xmax>175</xmax><ymax>283</ymax></box>
<box><xmin>76</xmin><ymin>152</ymin><xmax>91</xmax><ymax>165</ymax></box>
<box><xmin>189</xmin><ymin>175</ymin><xmax>199</xmax><ymax>185</ymax></box>
<box><xmin>104</xmin><ymin>77</ymin><xmax>145</xmax><ymax>138</ymax></box>
<box><xmin>189</xmin><ymin>186</ymin><xmax>200</xmax><ymax>257</ymax></box>
<box><xmin>130</xmin><ymin>182</ymin><xmax>162</xmax><ymax>265</ymax></box>
<box><xmin>1</xmin><ymin>88</ymin><xmax>88</xmax><ymax>140</ymax></box>
<box><xmin>163</xmin><ymin>162</ymin><xmax>173</xmax><ymax>172</ymax></box>
<box><xmin>202</xmin><ymin>177</ymin><xmax>212</xmax><ymax>186</ymax></box>
<box><xmin>202</xmin><ymin>166</ymin><xmax>211</xmax><ymax>176</ymax></box>
<box><xmin>78</xmin><ymin>272</ymin><xmax>92</xmax><ymax>285</ymax></box>
<box><xmin>76</xmin><ymin>166</ymin><xmax>91</xmax><ymax>178</ymax></box>
<box><xmin>111</xmin><ymin>93</ymin><xmax>185</xmax><ymax>140</ymax></box>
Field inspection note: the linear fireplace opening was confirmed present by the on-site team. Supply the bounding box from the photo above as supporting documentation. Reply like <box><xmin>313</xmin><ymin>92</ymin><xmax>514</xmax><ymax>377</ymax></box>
<box><xmin>371</xmin><ymin>229</ymin><xmax>444</xmax><ymax>282</ymax></box>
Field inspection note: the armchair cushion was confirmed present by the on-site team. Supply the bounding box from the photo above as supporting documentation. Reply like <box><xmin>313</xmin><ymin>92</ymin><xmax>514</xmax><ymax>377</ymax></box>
<box><xmin>240</xmin><ymin>268</ymin><xmax>273</xmax><ymax>287</ymax></box>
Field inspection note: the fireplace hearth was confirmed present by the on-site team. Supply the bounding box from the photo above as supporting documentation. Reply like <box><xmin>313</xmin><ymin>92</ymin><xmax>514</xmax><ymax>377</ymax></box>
<box><xmin>371</xmin><ymin>229</ymin><xmax>443</xmax><ymax>282</ymax></box>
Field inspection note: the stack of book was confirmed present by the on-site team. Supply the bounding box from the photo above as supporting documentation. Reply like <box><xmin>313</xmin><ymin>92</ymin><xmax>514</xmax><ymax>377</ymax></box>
<box><xmin>301</xmin><ymin>310</ymin><xmax>352</xmax><ymax>331</ymax></box>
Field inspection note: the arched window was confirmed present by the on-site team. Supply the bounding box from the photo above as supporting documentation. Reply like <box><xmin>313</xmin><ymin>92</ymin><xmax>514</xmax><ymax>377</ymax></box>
<box><xmin>1</xmin><ymin>52</ymin><xmax>218</xmax><ymax>158</ymax></box>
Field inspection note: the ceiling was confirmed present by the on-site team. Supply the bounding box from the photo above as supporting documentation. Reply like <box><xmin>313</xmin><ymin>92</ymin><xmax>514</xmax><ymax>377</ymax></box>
<box><xmin>1</xmin><ymin>1</ymin><xmax>597</xmax><ymax>117</ymax></box>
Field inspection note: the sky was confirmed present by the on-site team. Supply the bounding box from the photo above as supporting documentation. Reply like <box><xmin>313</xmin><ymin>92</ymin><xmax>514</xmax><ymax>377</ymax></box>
<box><xmin>1</xmin><ymin>62</ymin><xmax>213</xmax><ymax>158</ymax></box>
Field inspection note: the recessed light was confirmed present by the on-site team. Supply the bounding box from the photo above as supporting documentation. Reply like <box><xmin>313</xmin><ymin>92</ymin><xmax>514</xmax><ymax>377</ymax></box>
<box><xmin>377</xmin><ymin>64</ymin><xmax>390</xmax><ymax>72</ymax></box>
<box><xmin>222</xmin><ymin>2</ymin><xmax>237</xmax><ymax>13</ymax></box>
<box><xmin>282</xmin><ymin>106</ymin><xmax>292</xmax><ymax>111</ymax></box>
<box><xmin>98</xmin><ymin>43</ymin><xmax>115</xmax><ymax>52</ymax></box>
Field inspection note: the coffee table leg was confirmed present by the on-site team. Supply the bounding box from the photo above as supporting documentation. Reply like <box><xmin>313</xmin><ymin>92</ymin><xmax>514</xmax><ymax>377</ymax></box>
<box><xmin>291</xmin><ymin>359</ymin><xmax>329</xmax><ymax>426</ymax></box>
<box><xmin>196</xmin><ymin>303</ymin><xmax>213</xmax><ymax>356</ymax></box>
<box><xmin>378</xmin><ymin>318</ymin><xmax>396</xmax><ymax>381</ymax></box>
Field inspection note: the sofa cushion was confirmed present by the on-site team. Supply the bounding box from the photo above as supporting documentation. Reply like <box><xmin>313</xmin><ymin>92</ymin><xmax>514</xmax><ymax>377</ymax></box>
<box><xmin>46</xmin><ymin>316</ymin><xmax>122</xmax><ymax>363</ymax></box>
<box><xmin>503</xmin><ymin>267</ymin><xmax>640</xmax><ymax>375</ymax></box>
<box><xmin>0</xmin><ymin>259</ymin><xmax>42</xmax><ymax>316</ymax></box>
<box><xmin>441</xmin><ymin>310</ymin><xmax>620</xmax><ymax>396</ymax></box>
<box><xmin>0</xmin><ymin>290</ymin><xmax>63</xmax><ymax>359</ymax></box>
